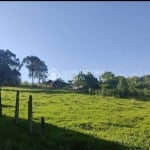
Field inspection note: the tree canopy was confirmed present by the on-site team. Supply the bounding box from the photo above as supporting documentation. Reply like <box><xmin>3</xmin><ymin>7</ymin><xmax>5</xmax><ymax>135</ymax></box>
<box><xmin>0</xmin><ymin>49</ymin><xmax>21</xmax><ymax>86</ymax></box>
<box><xmin>21</xmin><ymin>56</ymin><xmax>48</xmax><ymax>85</ymax></box>
<box><xmin>73</xmin><ymin>71</ymin><xmax>99</xmax><ymax>93</ymax></box>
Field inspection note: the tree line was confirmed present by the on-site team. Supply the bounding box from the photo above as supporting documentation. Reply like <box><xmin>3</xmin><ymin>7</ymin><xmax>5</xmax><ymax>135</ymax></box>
<box><xmin>0</xmin><ymin>49</ymin><xmax>149</xmax><ymax>100</ymax></box>
<box><xmin>0</xmin><ymin>49</ymin><xmax>48</xmax><ymax>86</ymax></box>
<box><xmin>72</xmin><ymin>71</ymin><xmax>150</xmax><ymax>100</ymax></box>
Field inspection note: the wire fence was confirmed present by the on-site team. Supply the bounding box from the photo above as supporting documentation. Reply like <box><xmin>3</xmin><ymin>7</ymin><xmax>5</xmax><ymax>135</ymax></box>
<box><xmin>0</xmin><ymin>88</ymin><xmax>45</xmax><ymax>134</ymax></box>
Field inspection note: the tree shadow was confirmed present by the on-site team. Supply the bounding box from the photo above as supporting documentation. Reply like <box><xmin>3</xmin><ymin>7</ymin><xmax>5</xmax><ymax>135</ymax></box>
<box><xmin>2</xmin><ymin>104</ymin><xmax>14</xmax><ymax>108</ymax></box>
<box><xmin>0</xmin><ymin>115</ymin><xmax>141</xmax><ymax>150</ymax></box>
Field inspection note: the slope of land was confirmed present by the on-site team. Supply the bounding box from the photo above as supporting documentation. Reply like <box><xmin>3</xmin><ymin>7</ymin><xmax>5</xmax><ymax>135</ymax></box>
<box><xmin>0</xmin><ymin>87</ymin><xmax>150</xmax><ymax>150</ymax></box>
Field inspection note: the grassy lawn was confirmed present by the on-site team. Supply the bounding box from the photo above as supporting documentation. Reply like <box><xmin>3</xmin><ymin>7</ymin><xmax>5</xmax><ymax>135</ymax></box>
<box><xmin>0</xmin><ymin>87</ymin><xmax>150</xmax><ymax>150</ymax></box>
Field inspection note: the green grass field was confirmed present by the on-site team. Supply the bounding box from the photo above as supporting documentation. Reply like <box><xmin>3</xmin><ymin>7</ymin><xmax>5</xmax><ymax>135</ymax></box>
<box><xmin>0</xmin><ymin>87</ymin><xmax>150</xmax><ymax>150</ymax></box>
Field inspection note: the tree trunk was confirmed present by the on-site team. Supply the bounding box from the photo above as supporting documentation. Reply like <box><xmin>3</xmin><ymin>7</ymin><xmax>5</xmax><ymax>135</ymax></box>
<box><xmin>31</xmin><ymin>70</ymin><xmax>34</xmax><ymax>86</ymax></box>
<box><xmin>38</xmin><ymin>76</ymin><xmax>40</xmax><ymax>85</ymax></box>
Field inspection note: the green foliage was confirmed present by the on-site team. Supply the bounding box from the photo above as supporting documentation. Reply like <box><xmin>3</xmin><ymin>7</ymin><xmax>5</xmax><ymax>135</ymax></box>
<box><xmin>0</xmin><ymin>48</ymin><xmax>149</xmax><ymax>100</ymax></box>
<box><xmin>52</xmin><ymin>78</ymin><xmax>68</xmax><ymax>89</ymax></box>
<box><xmin>21</xmin><ymin>56</ymin><xmax>48</xmax><ymax>85</ymax></box>
<box><xmin>86</xmin><ymin>72</ymin><xmax>99</xmax><ymax>90</ymax></box>
<box><xmin>0</xmin><ymin>49</ymin><xmax>21</xmax><ymax>86</ymax></box>
<box><xmin>117</xmin><ymin>76</ymin><xmax>128</xmax><ymax>98</ymax></box>
<box><xmin>100</xmin><ymin>72</ymin><xmax>118</xmax><ymax>96</ymax></box>
<box><xmin>34</xmin><ymin>60</ymin><xmax>48</xmax><ymax>84</ymax></box>
<box><xmin>98</xmin><ymin>72</ymin><xmax>150</xmax><ymax>100</ymax></box>
<box><xmin>73</xmin><ymin>71</ymin><xmax>87</xmax><ymax>89</ymax></box>
<box><xmin>101</xmin><ymin>72</ymin><xmax>115</xmax><ymax>81</ymax></box>
<box><xmin>73</xmin><ymin>72</ymin><xmax>99</xmax><ymax>93</ymax></box>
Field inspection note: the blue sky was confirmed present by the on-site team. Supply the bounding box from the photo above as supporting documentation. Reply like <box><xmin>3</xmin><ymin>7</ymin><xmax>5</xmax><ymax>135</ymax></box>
<box><xmin>0</xmin><ymin>2</ymin><xmax>150</xmax><ymax>82</ymax></box>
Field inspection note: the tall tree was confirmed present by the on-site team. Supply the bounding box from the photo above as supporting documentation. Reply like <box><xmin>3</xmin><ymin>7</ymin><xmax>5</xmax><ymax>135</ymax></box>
<box><xmin>101</xmin><ymin>71</ymin><xmax>115</xmax><ymax>82</ymax></box>
<box><xmin>73</xmin><ymin>71</ymin><xmax>99</xmax><ymax>93</ymax></box>
<box><xmin>116</xmin><ymin>76</ymin><xmax>128</xmax><ymax>97</ymax></box>
<box><xmin>34</xmin><ymin>60</ymin><xmax>48</xmax><ymax>84</ymax></box>
<box><xmin>21</xmin><ymin>56</ymin><xmax>48</xmax><ymax>85</ymax></box>
<box><xmin>86</xmin><ymin>72</ymin><xmax>99</xmax><ymax>90</ymax></box>
<box><xmin>0</xmin><ymin>49</ymin><xmax>21</xmax><ymax>86</ymax></box>
<box><xmin>100</xmin><ymin>72</ymin><xmax>117</xmax><ymax>96</ymax></box>
<box><xmin>22</xmin><ymin>56</ymin><xmax>40</xmax><ymax>85</ymax></box>
<box><xmin>52</xmin><ymin>78</ymin><xmax>67</xmax><ymax>89</ymax></box>
<box><xmin>73</xmin><ymin>71</ymin><xmax>87</xmax><ymax>90</ymax></box>
<box><xmin>142</xmin><ymin>75</ymin><xmax>150</xmax><ymax>89</ymax></box>
<box><xmin>127</xmin><ymin>76</ymin><xmax>139</xmax><ymax>97</ymax></box>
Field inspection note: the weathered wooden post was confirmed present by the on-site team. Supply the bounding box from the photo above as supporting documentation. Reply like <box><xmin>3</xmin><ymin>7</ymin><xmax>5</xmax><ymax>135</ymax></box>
<box><xmin>28</xmin><ymin>95</ymin><xmax>32</xmax><ymax>133</ymax></box>
<box><xmin>41</xmin><ymin>116</ymin><xmax>45</xmax><ymax>134</ymax></box>
<box><xmin>0</xmin><ymin>88</ymin><xmax>2</xmax><ymax>117</ymax></box>
<box><xmin>14</xmin><ymin>90</ymin><xmax>19</xmax><ymax>125</ymax></box>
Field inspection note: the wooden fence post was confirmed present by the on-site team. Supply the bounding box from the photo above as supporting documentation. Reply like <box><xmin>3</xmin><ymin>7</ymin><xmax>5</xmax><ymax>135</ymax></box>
<box><xmin>41</xmin><ymin>116</ymin><xmax>45</xmax><ymax>134</ymax></box>
<box><xmin>0</xmin><ymin>89</ymin><xmax>2</xmax><ymax>117</ymax></box>
<box><xmin>28</xmin><ymin>95</ymin><xmax>32</xmax><ymax>133</ymax></box>
<box><xmin>14</xmin><ymin>90</ymin><xmax>19</xmax><ymax>125</ymax></box>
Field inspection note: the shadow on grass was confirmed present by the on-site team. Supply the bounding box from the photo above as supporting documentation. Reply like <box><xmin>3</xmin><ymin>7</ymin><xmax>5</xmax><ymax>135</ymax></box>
<box><xmin>2</xmin><ymin>104</ymin><xmax>14</xmax><ymax>108</ymax></box>
<box><xmin>0</xmin><ymin>115</ymin><xmax>140</xmax><ymax>150</ymax></box>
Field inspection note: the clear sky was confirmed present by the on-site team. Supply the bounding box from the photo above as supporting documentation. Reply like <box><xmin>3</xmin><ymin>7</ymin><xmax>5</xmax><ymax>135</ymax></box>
<box><xmin>0</xmin><ymin>2</ymin><xmax>150</xmax><ymax>82</ymax></box>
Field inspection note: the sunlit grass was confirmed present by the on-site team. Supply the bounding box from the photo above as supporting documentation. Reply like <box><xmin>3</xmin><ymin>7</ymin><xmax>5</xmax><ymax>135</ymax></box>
<box><xmin>1</xmin><ymin>86</ymin><xmax>150</xmax><ymax>149</ymax></box>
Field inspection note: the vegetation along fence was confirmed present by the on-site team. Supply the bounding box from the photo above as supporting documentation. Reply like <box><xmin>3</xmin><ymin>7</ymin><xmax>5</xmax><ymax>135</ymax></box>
<box><xmin>0</xmin><ymin>89</ymin><xmax>45</xmax><ymax>134</ymax></box>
